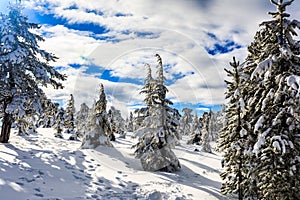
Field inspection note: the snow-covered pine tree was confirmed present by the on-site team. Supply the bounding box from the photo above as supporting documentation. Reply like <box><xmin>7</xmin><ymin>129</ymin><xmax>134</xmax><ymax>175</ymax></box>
<box><xmin>178</xmin><ymin>108</ymin><xmax>193</xmax><ymax>136</ymax></box>
<box><xmin>201</xmin><ymin>112</ymin><xmax>212</xmax><ymax>153</ymax></box>
<box><xmin>27</xmin><ymin>115</ymin><xmax>38</xmax><ymax>135</ymax></box>
<box><xmin>54</xmin><ymin>107</ymin><xmax>65</xmax><ymax>139</ymax></box>
<box><xmin>187</xmin><ymin>112</ymin><xmax>202</xmax><ymax>145</ymax></box>
<box><xmin>107</xmin><ymin>106</ymin><xmax>125</xmax><ymax>137</ymax></box>
<box><xmin>240</xmin><ymin>0</ymin><xmax>300</xmax><ymax>198</ymax></box>
<box><xmin>208</xmin><ymin>110</ymin><xmax>224</xmax><ymax>142</ymax></box>
<box><xmin>13</xmin><ymin>96</ymin><xmax>37</xmax><ymax>136</ymax></box>
<box><xmin>126</xmin><ymin>111</ymin><xmax>134</xmax><ymax>132</ymax></box>
<box><xmin>64</xmin><ymin>94</ymin><xmax>77</xmax><ymax>140</ymax></box>
<box><xmin>133</xmin><ymin>54</ymin><xmax>181</xmax><ymax>172</ymax></box>
<box><xmin>153</xmin><ymin>54</ymin><xmax>181</xmax><ymax>145</ymax></box>
<box><xmin>49</xmin><ymin>103</ymin><xmax>60</xmax><ymax>128</ymax></box>
<box><xmin>132</xmin><ymin>108</ymin><xmax>147</xmax><ymax>131</ymax></box>
<box><xmin>15</xmin><ymin>116</ymin><xmax>28</xmax><ymax>136</ymax></box>
<box><xmin>75</xmin><ymin>103</ymin><xmax>89</xmax><ymax>138</ymax></box>
<box><xmin>141</xmin><ymin>63</ymin><xmax>155</xmax><ymax>108</ymax></box>
<box><xmin>219</xmin><ymin>57</ymin><xmax>246</xmax><ymax>200</ymax></box>
<box><xmin>81</xmin><ymin>83</ymin><xmax>112</xmax><ymax>148</ymax></box>
<box><xmin>132</xmin><ymin>63</ymin><xmax>157</xmax><ymax>132</ymax></box>
<box><xmin>0</xmin><ymin>3</ymin><xmax>65</xmax><ymax>143</ymax></box>
<box><xmin>37</xmin><ymin>96</ymin><xmax>49</xmax><ymax>127</ymax></box>
<box><xmin>37</xmin><ymin>98</ymin><xmax>58</xmax><ymax>128</ymax></box>
<box><xmin>15</xmin><ymin>114</ymin><xmax>38</xmax><ymax>136</ymax></box>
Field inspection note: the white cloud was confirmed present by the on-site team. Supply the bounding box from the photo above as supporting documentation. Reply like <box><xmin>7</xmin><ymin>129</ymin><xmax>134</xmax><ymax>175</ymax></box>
<box><xmin>196</xmin><ymin>107</ymin><xmax>210</xmax><ymax>112</ymax></box>
<box><xmin>42</xmin><ymin>65</ymin><xmax>143</xmax><ymax>118</ymax></box>
<box><xmin>20</xmin><ymin>0</ymin><xmax>300</xmax><ymax>116</ymax></box>
<box><xmin>37</xmin><ymin>25</ymin><xmax>100</xmax><ymax>66</ymax></box>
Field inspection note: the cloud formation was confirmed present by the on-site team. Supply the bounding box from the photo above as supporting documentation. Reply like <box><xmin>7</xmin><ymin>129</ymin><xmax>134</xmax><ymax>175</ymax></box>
<box><xmin>8</xmin><ymin>0</ymin><xmax>300</xmax><ymax>116</ymax></box>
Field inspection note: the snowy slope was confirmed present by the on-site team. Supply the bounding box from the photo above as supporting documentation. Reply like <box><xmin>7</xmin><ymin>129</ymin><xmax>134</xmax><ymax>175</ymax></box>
<box><xmin>0</xmin><ymin>129</ymin><xmax>226</xmax><ymax>200</ymax></box>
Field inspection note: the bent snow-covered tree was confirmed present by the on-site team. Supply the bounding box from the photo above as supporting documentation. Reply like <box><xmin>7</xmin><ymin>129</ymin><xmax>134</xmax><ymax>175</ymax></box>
<box><xmin>0</xmin><ymin>3</ymin><xmax>65</xmax><ymax>143</ymax></box>
<box><xmin>133</xmin><ymin>54</ymin><xmax>181</xmax><ymax>172</ymax></box>
<box><xmin>81</xmin><ymin>83</ymin><xmax>112</xmax><ymax>148</ymax></box>
<box><xmin>239</xmin><ymin>0</ymin><xmax>300</xmax><ymax>199</ymax></box>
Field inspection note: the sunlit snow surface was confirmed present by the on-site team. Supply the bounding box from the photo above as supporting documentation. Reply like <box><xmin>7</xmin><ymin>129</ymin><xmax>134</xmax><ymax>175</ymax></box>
<box><xmin>0</xmin><ymin>128</ymin><xmax>226</xmax><ymax>200</ymax></box>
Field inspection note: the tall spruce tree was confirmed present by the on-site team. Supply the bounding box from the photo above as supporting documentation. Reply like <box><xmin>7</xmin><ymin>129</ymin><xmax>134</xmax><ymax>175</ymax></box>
<box><xmin>38</xmin><ymin>99</ymin><xmax>58</xmax><ymax>128</ymax></box>
<box><xmin>201</xmin><ymin>112</ymin><xmax>212</xmax><ymax>153</ymax></box>
<box><xmin>54</xmin><ymin>107</ymin><xmax>65</xmax><ymax>139</ymax></box>
<box><xmin>141</xmin><ymin>63</ymin><xmax>155</xmax><ymax>108</ymax></box>
<box><xmin>208</xmin><ymin>110</ymin><xmax>224</xmax><ymax>141</ymax></box>
<box><xmin>240</xmin><ymin>0</ymin><xmax>300</xmax><ymax>198</ymax></box>
<box><xmin>126</xmin><ymin>111</ymin><xmax>134</xmax><ymax>132</ymax></box>
<box><xmin>178</xmin><ymin>108</ymin><xmax>193</xmax><ymax>136</ymax></box>
<box><xmin>15</xmin><ymin>113</ymin><xmax>37</xmax><ymax>136</ymax></box>
<box><xmin>75</xmin><ymin>103</ymin><xmax>89</xmax><ymax>138</ymax></box>
<box><xmin>64</xmin><ymin>94</ymin><xmax>77</xmax><ymax>140</ymax></box>
<box><xmin>108</xmin><ymin>106</ymin><xmax>125</xmax><ymax>136</ymax></box>
<box><xmin>219</xmin><ymin>57</ymin><xmax>246</xmax><ymax>199</ymax></box>
<box><xmin>14</xmin><ymin>97</ymin><xmax>37</xmax><ymax>136</ymax></box>
<box><xmin>15</xmin><ymin>116</ymin><xmax>29</xmax><ymax>136</ymax></box>
<box><xmin>132</xmin><ymin>63</ymin><xmax>156</xmax><ymax>132</ymax></box>
<box><xmin>187</xmin><ymin>112</ymin><xmax>202</xmax><ymax>145</ymax></box>
<box><xmin>81</xmin><ymin>84</ymin><xmax>112</xmax><ymax>148</ymax></box>
<box><xmin>133</xmin><ymin>54</ymin><xmax>181</xmax><ymax>172</ymax></box>
<box><xmin>0</xmin><ymin>3</ymin><xmax>65</xmax><ymax>142</ymax></box>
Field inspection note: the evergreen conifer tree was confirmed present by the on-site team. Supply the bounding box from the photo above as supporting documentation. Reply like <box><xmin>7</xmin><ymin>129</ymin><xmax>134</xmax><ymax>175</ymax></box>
<box><xmin>239</xmin><ymin>0</ymin><xmax>300</xmax><ymax>198</ymax></box>
<box><xmin>75</xmin><ymin>103</ymin><xmax>89</xmax><ymax>138</ymax></box>
<box><xmin>219</xmin><ymin>57</ymin><xmax>246</xmax><ymax>200</ymax></box>
<box><xmin>54</xmin><ymin>107</ymin><xmax>65</xmax><ymax>139</ymax></box>
<box><xmin>14</xmin><ymin>97</ymin><xmax>37</xmax><ymax>136</ymax></box>
<box><xmin>15</xmin><ymin>114</ymin><xmax>38</xmax><ymax>136</ymax></box>
<box><xmin>81</xmin><ymin>84</ymin><xmax>112</xmax><ymax>148</ymax></box>
<box><xmin>16</xmin><ymin>116</ymin><xmax>29</xmax><ymax>136</ymax></box>
<box><xmin>201</xmin><ymin>112</ymin><xmax>212</xmax><ymax>153</ymax></box>
<box><xmin>49</xmin><ymin>103</ymin><xmax>60</xmax><ymax>128</ymax></box>
<box><xmin>132</xmin><ymin>63</ymin><xmax>156</xmax><ymax>132</ymax></box>
<box><xmin>133</xmin><ymin>54</ymin><xmax>181</xmax><ymax>172</ymax></box>
<box><xmin>208</xmin><ymin>110</ymin><xmax>223</xmax><ymax>141</ymax></box>
<box><xmin>178</xmin><ymin>108</ymin><xmax>193</xmax><ymax>136</ymax></box>
<box><xmin>27</xmin><ymin>115</ymin><xmax>38</xmax><ymax>135</ymax></box>
<box><xmin>37</xmin><ymin>99</ymin><xmax>58</xmax><ymax>128</ymax></box>
<box><xmin>187</xmin><ymin>112</ymin><xmax>202</xmax><ymax>145</ymax></box>
<box><xmin>0</xmin><ymin>3</ymin><xmax>65</xmax><ymax>143</ymax></box>
<box><xmin>126</xmin><ymin>111</ymin><xmax>134</xmax><ymax>132</ymax></box>
<box><xmin>64</xmin><ymin>94</ymin><xmax>77</xmax><ymax>140</ymax></box>
<box><xmin>141</xmin><ymin>64</ymin><xmax>155</xmax><ymax>108</ymax></box>
<box><xmin>107</xmin><ymin>106</ymin><xmax>125</xmax><ymax>137</ymax></box>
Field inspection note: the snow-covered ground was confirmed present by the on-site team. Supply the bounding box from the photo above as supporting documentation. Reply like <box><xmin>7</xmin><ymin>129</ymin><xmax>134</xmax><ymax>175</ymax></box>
<box><xmin>0</xmin><ymin>129</ymin><xmax>226</xmax><ymax>200</ymax></box>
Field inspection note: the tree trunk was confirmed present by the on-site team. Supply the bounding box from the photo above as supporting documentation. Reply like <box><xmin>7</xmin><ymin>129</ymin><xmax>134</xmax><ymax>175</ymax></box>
<box><xmin>0</xmin><ymin>113</ymin><xmax>12</xmax><ymax>143</ymax></box>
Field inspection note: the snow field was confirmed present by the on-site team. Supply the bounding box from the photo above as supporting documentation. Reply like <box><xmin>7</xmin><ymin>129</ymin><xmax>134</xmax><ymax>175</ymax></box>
<box><xmin>0</xmin><ymin>129</ymin><xmax>226</xmax><ymax>200</ymax></box>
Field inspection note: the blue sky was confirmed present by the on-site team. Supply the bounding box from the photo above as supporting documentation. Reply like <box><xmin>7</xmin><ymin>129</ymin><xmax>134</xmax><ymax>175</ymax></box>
<box><xmin>0</xmin><ymin>0</ymin><xmax>299</xmax><ymax>117</ymax></box>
